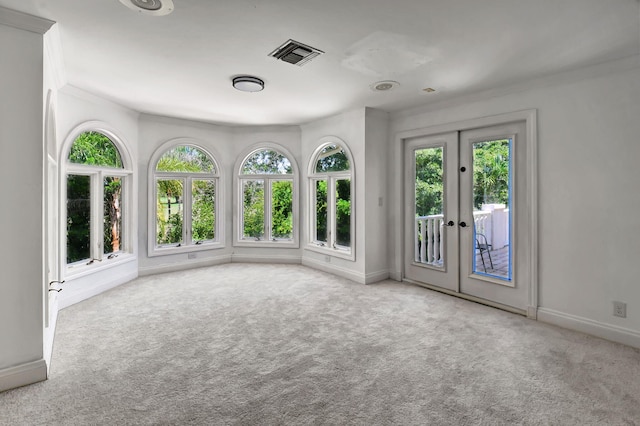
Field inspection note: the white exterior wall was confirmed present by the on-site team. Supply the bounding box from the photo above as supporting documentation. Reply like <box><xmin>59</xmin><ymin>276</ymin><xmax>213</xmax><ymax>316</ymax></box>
<box><xmin>389</xmin><ymin>57</ymin><xmax>640</xmax><ymax>346</ymax></box>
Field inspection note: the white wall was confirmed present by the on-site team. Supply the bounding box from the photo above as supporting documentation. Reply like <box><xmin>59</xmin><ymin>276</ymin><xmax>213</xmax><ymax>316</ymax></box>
<box><xmin>55</xmin><ymin>87</ymin><xmax>140</xmax><ymax>309</ymax></box>
<box><xmin>0</xmin><ymin>16</ymin><xmax>50</xmax><ymax>390</ymax></box>
<box><xmin>364</xmin><ymin>108</ymin><xmax>390</xmax><ymax>283</ymax></box>
<box><xmin>137</xmin><ymin>114</ymin><xmax>302</xmax><ymax>275</ymax></box>
<box><xmin>300</xmin><ymin>109</ymin><xmax>367</xmax><ymax>281</ymax></box>
<box><xmin>389</xmin><ymin>57</ymin><xmax>640</xmax><ymax>346</ymax></box>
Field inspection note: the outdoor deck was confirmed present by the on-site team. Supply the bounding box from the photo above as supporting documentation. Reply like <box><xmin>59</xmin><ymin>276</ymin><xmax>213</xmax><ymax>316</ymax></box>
<box><xmin>475</xmin><ymin>245</ymin><xmax>510</xmax><ymax>278</ymax></box>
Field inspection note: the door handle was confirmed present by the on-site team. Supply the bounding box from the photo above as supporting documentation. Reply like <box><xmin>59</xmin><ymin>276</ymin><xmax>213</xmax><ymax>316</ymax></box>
<box><xmin>459</xmin><ymin>221</ymin><xmax>467</xmax><ymax>227</ymax></box>
<box><xmin>446</xmin><ymin>220</ymin><xmax>455</xmax><ymax>227</ymax></box>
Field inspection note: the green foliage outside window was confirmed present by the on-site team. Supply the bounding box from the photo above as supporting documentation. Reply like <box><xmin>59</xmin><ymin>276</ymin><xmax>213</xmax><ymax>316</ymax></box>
<box><xmin>67</xmin><ymin>132</ymin><xmax>124</xmax><ymax>264</ymax></box>
<box><xmin>68</xmin><ymin>131</ymin><xmax>122</xmax><ymax>168</ymax></box>
<box><xmin>271</xmin><ymin>181</ymin><xmax>293</xmax><ymax>239</ymax></box>
<box><xmin>336</xmin><ymin>179</ymin><xmax>351</xmax><ymax>247</ymax></box>
<box><xmin>155</xmin><ymin>146</ymin><xmax>216</xmax><ymax>246</ymax></box>
<box><xmin>415</xmin><ymin>140</ymin><xmax>510</xmax><ymax>217</ymax></box>
<box><xmin>243</xmin><ymin>180</ymin><xmax>264</xmax><ymax>238</ymax></box>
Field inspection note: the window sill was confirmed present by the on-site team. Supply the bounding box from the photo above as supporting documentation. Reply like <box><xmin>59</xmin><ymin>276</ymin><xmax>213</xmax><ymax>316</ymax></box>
<box><xmin>148</xmin><ymin>241</ymin><xmax>225</xmax><ymax>257</ymax></box>
<box><xmin>305</xmin><ymin>243</ymin><xmax>354</xmax><ymax>261</ymax></box>
<box><xmin>65</xmin><ymin>253</ymin><xmax>136</xmax><ymax>280</ymax></box>
<box><xmin>233</xmin><ymin>239</ymin><xmax>299</xmax><ymax>249</ymax></box>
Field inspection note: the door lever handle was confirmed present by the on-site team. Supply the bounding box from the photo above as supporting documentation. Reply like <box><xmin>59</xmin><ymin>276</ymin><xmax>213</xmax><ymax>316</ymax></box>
<box><xmin>459</xmin><ymin>221</ymin><xmax>467</xmax><ymax>228</ymax></box>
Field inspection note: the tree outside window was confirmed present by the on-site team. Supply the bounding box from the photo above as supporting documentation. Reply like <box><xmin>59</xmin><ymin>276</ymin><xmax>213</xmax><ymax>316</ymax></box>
<box><xmin>238</xmin><ymin>148</ymin><xmax>295</xmax><ymax>243</ymax></box>
<box><xmin>66</xmin><ymin>131</ymin><xmax>129</xmax><ymax>266</ymax></box>
<box><xmin>154</xmin><ymin>145</ymin><xmax>218</xmax><ymax>250</ymax></box>
<box><xmin>309</xmin><ymin>142</ymin><xmax>353</xmax><ymax>256</ymax></box>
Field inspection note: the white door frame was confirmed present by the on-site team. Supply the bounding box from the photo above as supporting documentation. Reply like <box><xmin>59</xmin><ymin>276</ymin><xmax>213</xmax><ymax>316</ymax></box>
<box><xmin>391</xmin><ymin>109</ymin><xmax>538</xmax><ymax>318</ymax></box>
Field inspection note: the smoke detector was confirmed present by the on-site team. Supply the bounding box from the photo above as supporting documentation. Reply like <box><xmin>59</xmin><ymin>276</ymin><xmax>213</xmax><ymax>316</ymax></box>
<box><xmin>370</xmin><ymin>80</ymin><xmax>400</xmax><ymax>92</ymax></box>
<box><xmin>118</xmin><ymin>0</ymin><xmax>174</xmax><ymax>16</ymax></box>
<box><xmin>268</xmin><ymin>39</ymin><xmax>324</xmax><ymax>66</ymax></box>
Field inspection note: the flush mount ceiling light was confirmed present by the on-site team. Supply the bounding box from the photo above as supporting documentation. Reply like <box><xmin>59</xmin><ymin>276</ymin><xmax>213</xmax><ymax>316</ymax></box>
<box><xmin>232</xmin><ymin>76</ymin><xmax>265</xmax><ymax>93</ymax></box>
<box><xmin>370</xmin><ymin>80</ymin><xmax>400</xmax><ymax>92</ymax></box>
<box><xmin>118</xmin><ymin>0</ymin><xmax>174</xmax><ymax>16</ymax></box>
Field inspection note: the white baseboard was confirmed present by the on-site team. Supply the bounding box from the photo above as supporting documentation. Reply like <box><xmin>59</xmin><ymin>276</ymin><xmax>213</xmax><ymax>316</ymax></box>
<box><xmin>389</xmin><ymin>270</ymin><xmax>402</xmax><ymax>281</ymax></box>
<box><xmin>59</xmin><ymin>269</ymin><xmax>139</xmax><ymax>309</ymax></box>
<box><xmin>301</xmin><ymin>257</ymin><xmax>366</xmax><ymax>284</ymax></box>
<box><xmin>538</xmin><ymin>307</ymin><xmax>640</xmax><ymax>349</ymax></box>
<box><xmin>0</xmin><ymin>360</ymin><xmax>47</xmax><ymax>393</ymax></box>
<box><xmin>231</xmin><ymin>253</ymin><xmax>301</xmax><ymax>264</ymax></box>
<box><xmin>138</xmin><ymin>254</ymin><xmax>233</xmax><ymax>277</ymax></box>
<box><xmin>364</xmin><ymin>269</ymin><xmax>390</xmax><ymax>284</ymax></box>
<box><xmin>43</xmin><ymin>296</ymin><xmax>60</xmax><ymax>373</ymax></box>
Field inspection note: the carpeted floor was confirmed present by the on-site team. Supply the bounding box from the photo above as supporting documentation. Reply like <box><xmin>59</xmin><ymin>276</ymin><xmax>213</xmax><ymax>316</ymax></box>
<box><xmin>1</xmin><ymin>263</ymin><xmax>639</xmax><ymax>425</ymax></box>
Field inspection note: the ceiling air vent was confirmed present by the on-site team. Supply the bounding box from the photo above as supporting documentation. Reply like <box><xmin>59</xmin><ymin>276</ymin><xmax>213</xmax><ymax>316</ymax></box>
<box><xmin>268</xmin><ymin>39</ymin><xmax>324</xmax><ymax>66</ymax></box>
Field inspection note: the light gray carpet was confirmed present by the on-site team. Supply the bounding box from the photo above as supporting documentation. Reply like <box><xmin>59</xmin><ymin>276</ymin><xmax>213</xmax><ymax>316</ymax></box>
<box><xmin>1</xmin><ymin>263</ymin><xmax>639</xmax><ymax>425</ymax></box>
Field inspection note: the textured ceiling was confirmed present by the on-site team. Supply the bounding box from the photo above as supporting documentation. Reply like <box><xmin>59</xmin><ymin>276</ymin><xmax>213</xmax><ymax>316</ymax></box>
<box><xmin>1</xmin><ymin>0</ymin><xmax>638</xmax><ymax>125</ymax></box>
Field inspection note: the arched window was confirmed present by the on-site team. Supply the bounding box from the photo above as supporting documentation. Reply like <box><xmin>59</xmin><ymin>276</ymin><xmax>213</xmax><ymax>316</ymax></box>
<box><xmin>236</xmin><ymin>145</ymin><xmax>297</xmax><ymax>246</ymax></box>
<box><xmin>308</xmin><ymin>139</ymin><xmax>354</xmax><ymax>259</ymax></box>
<box><xmin>65</xmin><ymin>129</ymin><xmax>132</xmax><ymax>269</ymax></box>
<box><xmin>150</xmin><ymin>143</ymin><xmax>221</xmax><ymax>256</ymax></box>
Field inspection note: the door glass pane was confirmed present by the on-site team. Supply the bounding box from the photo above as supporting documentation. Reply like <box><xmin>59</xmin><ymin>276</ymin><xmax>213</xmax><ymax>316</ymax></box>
<box><xmin>472</xmin><ymin>139</ymin><xmax>511</xmax><ymax>280</ymax></box>
<box><xmin>414</xmin><ymin>147</ymin><xmax>444</xmax><ymax>266</ymax></box>
<box><xmin>243</xmin><ymin>179</ymin><xmax>264</xmax><ymax>239</ymax></box>
<box><xmin>104</xmin><ymin>176</ymin><xmax>123</xmax><ymax>254</ymax></box>
<box><xmin>271</xmin><ymin>180</ymin><xmax>293</xmax><ymax>240</ymax></box>
<box><xmin>192</xmin><ymin>179</ymin><xmax>215</xmax><ymax>243</ymax></box>
<box><xmin>315</xmin><ymin>180</ymin><xmax>328</xmax><ymax>244</ymax></box>
<box><xmin>67</xmin><ymin>174</ymin><xmax>91</xmax><ymax>263</ymax></box>
<box><xmin>335</xmin><ymin>178</ymin><xmax>351</xmax><ymax>247</ymax></box>
<box><xmin>156</xmin><ymin>179</ymin><xmax>184</xmax><ymax>245</ymax></box>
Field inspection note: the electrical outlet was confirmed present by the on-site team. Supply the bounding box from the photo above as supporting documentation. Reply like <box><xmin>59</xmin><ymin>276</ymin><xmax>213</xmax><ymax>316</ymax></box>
<box><xmin>613</xmin><ymin>301</ymin><xmax>627</xmax><ymax>318</ymax></box>
<box><xmin>188</xmin><ymin>252</ymin><xmax>197</xmax><ymax>260</ymax></box>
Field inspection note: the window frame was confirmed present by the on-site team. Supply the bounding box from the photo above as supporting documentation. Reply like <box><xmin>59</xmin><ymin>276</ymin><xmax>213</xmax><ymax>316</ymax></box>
<box><xmin>307</xmin><ymin>137</ymin><xmax>355</xmax><ymax>261</ymax></box>
<box><xmin>148</xmin><ymin>139</ymin><xmax>223</xmax><ymax>257</ymax></box>
<box><xmin>233</xmin><ymin>143</ymin><xmax>299</xmax><ymax>248</ymax></box>
<box><xmin>60</xmin><ymin>122</ymin><xmax>135</xmax><ymax>279</ymax></box>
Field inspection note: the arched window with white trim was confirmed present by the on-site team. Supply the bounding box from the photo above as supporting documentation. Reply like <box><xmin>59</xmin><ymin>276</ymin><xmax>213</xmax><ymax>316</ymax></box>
<box><xmin>64</xmin><ymin>127</ymin><xmax>133</xmax><ymax>272</ymax></box>
<box><xmin>235</xmin><ymin>145</ymin><xmax>298</xmax><ymax>246</ymax></box>
<box><xmin>149</xmin><ymin>142</ymin><xmax>221</xmax><ymax>256</ymax></box>
<box><xmin>308</xmin><ymin>139</ymin><xmax>354</xmax><ymax>259</ymax></box>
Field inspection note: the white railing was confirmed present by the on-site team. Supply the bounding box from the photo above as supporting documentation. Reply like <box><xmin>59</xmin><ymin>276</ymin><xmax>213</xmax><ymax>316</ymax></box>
<box><xmin>414</xmin><ymin>214</ymin><xmax>445</xmax><ymax>266</ymax></box>
<box><xmin>414</xmin><ymin>204</ymin><xmax>509</xmax><ymax>266</ymax></box>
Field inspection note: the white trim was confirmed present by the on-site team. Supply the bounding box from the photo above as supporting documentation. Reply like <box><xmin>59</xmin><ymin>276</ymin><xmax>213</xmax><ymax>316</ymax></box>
<box><xmin>43</xmin><ymin>294</ymin><xmax>60</xmax><ymax>373</ymax></box>
<box><xmin>58</xmin><ymin>269</ymin><xmax>138</xmax><ymax>310</ymax></box>
<box><xmin>538</xmin><ymin>308</ymin><xmax>640</xmax><ymax>350</ymax></box>
<box><xmin>302</xmin><ymin>257</ymin><xmax>366</xmax><ymax>284</ymax></box>
<box><xmin>364</xmin><ymin>269</ymin><xmax>390</xmax><ymax>284</ymax></box>
<box><xmin>0</xmin><ymin>360</ymin><xmax>48</xmax><ymax>393</ymax></box>
<box><xmin>233</xmin><ymin>142</ymin><xmax>300</xmax><ymax>248</ymax></box>
<box><xmin>44</xmin><ymin>24</ymin><xmax>67</xmax><ymax>89</ymax></box>
<box><xmin>59</xmin><ymin>121</ymin><xmax>137</xmax><ymax>279</ymax></box>
<box><xmin>307</xmin><ymin>137</ymin><xmax>356</xmax><ymax>261</ymax></box>
<box><xmin>231</xmin><ymin>253</ymin><xmax>302</xmax><ymax>264</ymax></box>
<box><xmin>0</xmin><ymin>6</ymin><xmax>54</xmax><ymax>34</ymax></box>
<box><xmin>393</xmin><ymin>109</ymin><xmax>538</xmax><ymax>311</ymax></box>
<box><xmin>138</xmin><ymin>254</ymin><xmax>233</xmax><ymax>277</ymax></box>
<box><xmin>147</xmin><ymin>139</ymin><xmax>224</xmax><ymax>257</ymax></box>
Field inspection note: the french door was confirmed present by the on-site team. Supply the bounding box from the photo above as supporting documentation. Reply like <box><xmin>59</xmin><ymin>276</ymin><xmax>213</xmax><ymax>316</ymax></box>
<box><xmin>404</xmin><ymin>122</ymin><xmax>530</xmax><ymax>313</ymax></box>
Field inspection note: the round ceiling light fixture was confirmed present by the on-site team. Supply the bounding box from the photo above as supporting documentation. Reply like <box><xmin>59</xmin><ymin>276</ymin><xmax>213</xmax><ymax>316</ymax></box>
<box><xmin>370</xmin><ymin>80</ymin><xmax>400</xmax><ymax>92</ymax></box>
<box><xmin>232</xmin><ymin>76</ymin><xmax>265</xmax><ymax>93</ymax></box>
<box><xmin>118</xmin><ymin>0</ymin><xmax>174</xmax><ymax>16</ymax></box>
